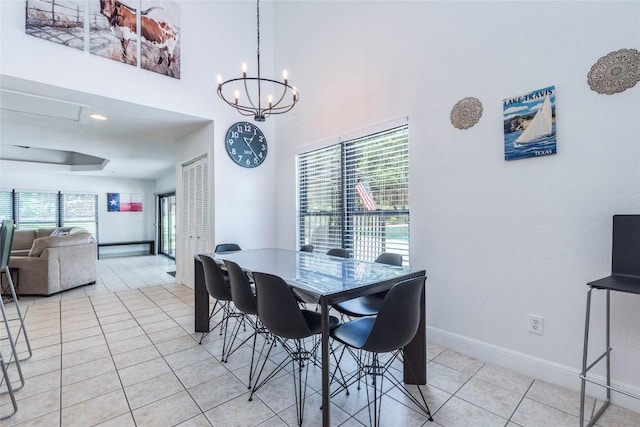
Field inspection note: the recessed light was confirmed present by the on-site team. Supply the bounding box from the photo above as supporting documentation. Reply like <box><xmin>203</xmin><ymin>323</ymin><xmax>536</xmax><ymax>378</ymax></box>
<box><xmin>90</xmin><ymin>114</ymin><xmax>107</xmax><ymax>121</ymax></box>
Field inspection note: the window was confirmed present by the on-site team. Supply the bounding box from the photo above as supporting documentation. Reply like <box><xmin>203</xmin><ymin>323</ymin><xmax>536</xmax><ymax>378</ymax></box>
<box><xmin>0</xmin><ymin>190</ymin><xmax>99</xmax><ymax>240</ymax></box>
<box><xmin>61</xmin><ymin>193</ymin><xmax>99</xmax><ymax>239</ymax></box>
<box><xmin>298</xmin><ymin>124</ymin><xmax>410</xmax><ymax>264</ymax></box>
<box><xmin>0</xmin><ymin>191</ymin><xmax>13</xmax><ymax>223</ymax></box>
<box><xmin>16</xmin><ymin>192</ymin><xmax>59</xmax><ymax>229</ymax></box>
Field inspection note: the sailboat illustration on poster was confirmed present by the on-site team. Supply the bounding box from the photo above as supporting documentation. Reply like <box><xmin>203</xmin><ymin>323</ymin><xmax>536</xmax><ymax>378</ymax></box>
<box><xmin>503</xmin><ymin>85</ymin><xmax>557</xmax><ymax>161</ymax></box>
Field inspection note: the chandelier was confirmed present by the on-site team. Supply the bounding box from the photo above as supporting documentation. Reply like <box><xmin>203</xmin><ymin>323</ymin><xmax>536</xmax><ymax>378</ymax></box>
<box><xmin>217</xmin><ymin>0</ymin><xmax>299</xmax><ymax>122</ymax></box>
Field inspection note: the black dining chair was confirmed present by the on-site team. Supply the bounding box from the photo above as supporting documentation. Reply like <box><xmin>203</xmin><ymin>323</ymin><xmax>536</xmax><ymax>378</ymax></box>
<box><xmin>198</xmin><ymin>255</ymin><xmax>241</xmax><ymax>363</ymax></box>
<box><xmin>330</xmin><ymin>275</ymin><xmax>433</xmax><ymax>426</ymax></box>
<box><xmin>223</xmin><ymin>259</ymin><xmax>270</xmax><ymax>389</ymax></box>
<box><xmin>250</xmin><ymin>271</ymin><xmax>340</xmax><ymax>426</ymax></box>
<box><xmin>299</xmin><ymin>244</ymin><xmax>314</xmax><ymax>252</ymax></box>
<box><xmin>327</xmin><ymin>248</ymin><xmax>350</xmax><ymax>258</ymax></box>
<box><xmin>212</xmin><ymin>243</ymin><xmax>241</xmax><ymax>315</ymax></box>
<box><xmin>215</xmin><ymin>243</ymin><xmax>241</xmax><ymax>253</ymax></box>
<box><xmin>333</xmin><ymin>252</ymin><xmax>403</xmax><ymax>318</ymax></box>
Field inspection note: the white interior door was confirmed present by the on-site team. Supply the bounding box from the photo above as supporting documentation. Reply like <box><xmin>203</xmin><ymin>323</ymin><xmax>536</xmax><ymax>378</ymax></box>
<box><xmin>180</xmin><ymin>155</ymin><xmax>209</xmax><ymax>287</ymax></box>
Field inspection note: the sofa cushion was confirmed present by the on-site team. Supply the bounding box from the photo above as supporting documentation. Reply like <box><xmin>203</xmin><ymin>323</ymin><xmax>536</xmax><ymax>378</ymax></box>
<box><xmin>12</xmin><ymin>229</ymin><xmax>37</xmax><ymax>251</ymax></box>
<box><xmin>29</xmin><ymin>233</ymin><xmax>93</xmax><ymax>257</ymax></box>
<box><xmin>36</xmin><ymin>228</ymin><xmax>57</xmax><ymax>238</ymax></box>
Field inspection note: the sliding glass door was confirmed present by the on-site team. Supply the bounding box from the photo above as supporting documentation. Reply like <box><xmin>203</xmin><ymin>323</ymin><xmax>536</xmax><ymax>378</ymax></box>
<box><xmin>158</xmin><ymin>193</ymin><xmax>176</xmax><ymax>259</ymax></box>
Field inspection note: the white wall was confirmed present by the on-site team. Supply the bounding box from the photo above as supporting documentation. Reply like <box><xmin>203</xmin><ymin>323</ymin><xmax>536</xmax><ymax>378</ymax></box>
<box><xmin>1</xmin><ymin>1</ymin><xmax>280</xmax><ymax>276</ymax></box>
<box><xmin>0</xmin><ymin>165</ymin><xmax>156</xmax><ymax>242</ymax></box>
<box><xmin>155</xmin><ymin>173</ymin><xmax>176</xmax><ymax>196</ymax></box>
<box><xmin>273</xmin><ymin>0</ymin><xmax>640</xmax><ymax>408</ymax></box>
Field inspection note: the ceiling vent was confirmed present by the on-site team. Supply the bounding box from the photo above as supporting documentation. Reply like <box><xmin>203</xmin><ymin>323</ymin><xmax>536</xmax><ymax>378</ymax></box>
<box><xmin>0</xmin><ymin>89</ymin><xmax>91</xmax><ymax>123</ymax></box>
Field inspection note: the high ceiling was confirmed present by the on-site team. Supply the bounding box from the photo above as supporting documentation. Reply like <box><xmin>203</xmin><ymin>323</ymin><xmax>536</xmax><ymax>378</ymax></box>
<box><xmin>0</xmin><ymin>76</ymin><xmax>211</xmax><ymax>180</ymax></box>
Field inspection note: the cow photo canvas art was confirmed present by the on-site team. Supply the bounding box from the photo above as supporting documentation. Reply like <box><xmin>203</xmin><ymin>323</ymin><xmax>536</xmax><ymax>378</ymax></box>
<box><xmin>139</xmin><ymin>1</ymin><xmax>180</xmax><ymax>79</ymax></box>
<box><xmin>26</xmin><ymin>0</ymin><xmax>86</xmax><ymax>50</ymax></box>
<box><xmin>90</xmin><ymin>0</ymin><xmax>137</xmax><ymax>66</ymax></box>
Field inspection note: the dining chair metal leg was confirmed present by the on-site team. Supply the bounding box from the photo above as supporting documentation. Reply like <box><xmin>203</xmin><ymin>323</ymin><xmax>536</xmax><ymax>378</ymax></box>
<box><xmin>358</xmin><ymin>349</ymin><xmax>432</xmax><ymax>426</ymax></box>
<box><xmin>249</xmin><ymin>338</ymin><xmax>282</xmax><ymax>400</ymax></box>
<box><xmin>198</xmin><ymin>299</ymin><xmax>223</xmax><ymax>344</ymax></box>
<box><xmin>222</xmin><ymin>313</ymin><xmax>268</xmax><ymax>384</ymax></box>
<box><xmin>328</xmin><ymin>344</ymin><xmax>353</xmax><ymax>397</ymax></box>
<box><xmin>244</xmin><ymin>321</ymin><xmax>271</xmax><ymax>389</ymax></box>
<box><xmin>291</xmin><ymin>339</ymin><xmax>314</xmax><ymax>427</ymax></box>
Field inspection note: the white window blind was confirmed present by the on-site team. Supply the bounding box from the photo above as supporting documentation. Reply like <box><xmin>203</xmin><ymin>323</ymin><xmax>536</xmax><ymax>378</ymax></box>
<box><xmin>16</xmin><ymin>192</ymin><xmax>59</xmax><ymax>230</ymax></box>
<box><xmin>61</xmin><ymin>193</ymin><xmax>99</xmax><ymax>240</ymax></box>
<box><xmin>2</xmin><ymin>190</ymin><xmax>98</xmax><ymax>238</ymax></box>
<box><xmin>298</xmin><ymin>144</ymin><xmax>343</xmax><ymax>252</ymax></box>
<box><xmin>0</xmin><ymin>191</ymin><xmax>14</xmax><ymax>223</ymax></box>
<box><xmin>298</xmin><ymin>124</ymin><xmax>410</xmax><ymax>264</ymax></box>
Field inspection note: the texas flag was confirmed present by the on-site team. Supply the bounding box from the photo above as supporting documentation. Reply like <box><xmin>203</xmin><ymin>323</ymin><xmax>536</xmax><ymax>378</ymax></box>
<box><xmin>108</xmin><ymin>193</ymin><xmax>143</xmax><ymax>212</ymax></box>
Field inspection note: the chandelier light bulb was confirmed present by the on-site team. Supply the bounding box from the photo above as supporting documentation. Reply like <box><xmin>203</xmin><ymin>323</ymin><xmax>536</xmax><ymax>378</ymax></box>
<box><xmin>283</xmin><ymin>70</ymin><xmax>288</xmax><ymax>82</ymax></box>
<box><xmin>217</xmin><ymin>75</ymin><xmax>222</xmax><ymax>86</ymax></box>
<box><xmin>268</xmin><ymin>95</ymin><xmax>273</xmax><ymax>108</ymax></box>
<box><xmin>242</xmin><ymin>62</ymin><xmax>247</xmax><ymax>76</ymax></box>
<box><xmin>234</xmin><ymin>90</ymin><xmax>240</xmax><ymax>104</ymax></box>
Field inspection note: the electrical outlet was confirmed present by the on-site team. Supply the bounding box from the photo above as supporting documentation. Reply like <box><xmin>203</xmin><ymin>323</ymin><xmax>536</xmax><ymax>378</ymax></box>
<box><xmin>528</xmin><ymin>314</ymin><xmax>544</xmax><ymax>335</ymax></box>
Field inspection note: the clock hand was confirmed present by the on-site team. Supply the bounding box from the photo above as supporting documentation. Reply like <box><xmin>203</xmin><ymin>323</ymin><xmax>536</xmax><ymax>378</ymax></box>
<box><xmin>243</xmin><ymin>136</ymin><xmax>259</xmax><ymax>158</ymax></box>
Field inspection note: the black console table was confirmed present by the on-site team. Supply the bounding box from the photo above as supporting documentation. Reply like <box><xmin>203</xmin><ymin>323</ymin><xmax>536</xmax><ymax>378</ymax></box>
<box><xmin>580</xmin><ymin>215</ymin><xmax>640</xmax><ymax>426</ymax></box>
<box><xmin>97</xmin><ymin>240</ymin><xmax>155</xmax><ymax>259</ymax></box>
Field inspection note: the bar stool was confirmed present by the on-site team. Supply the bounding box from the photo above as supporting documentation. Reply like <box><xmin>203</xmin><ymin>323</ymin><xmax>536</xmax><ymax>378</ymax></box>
<box><xmin>0</xmin><ymin>221</ymin><xmax>32</xmax><ymax>373</ymax></box>
<box><xmin>579</xmin><ymin>215</ymin><xmax>640</xmax><ymax>427</ymax></box>
<box><xmin>0</xmin><ymin>347</ymin><xmax>18</xmax><ymax>420</ymax></box>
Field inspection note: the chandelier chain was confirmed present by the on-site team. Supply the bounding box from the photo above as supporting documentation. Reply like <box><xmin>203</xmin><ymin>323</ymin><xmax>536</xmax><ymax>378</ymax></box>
<box><xmin>256</xmin><ymin>0</ymin><xmax>260</xmax><ymax>60</ymax></box>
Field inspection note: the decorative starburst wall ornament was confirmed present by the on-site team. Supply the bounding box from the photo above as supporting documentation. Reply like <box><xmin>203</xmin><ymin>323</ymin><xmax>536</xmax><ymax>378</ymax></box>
<box><xmin>450</xmin><ymin>97</ymin><xmax>483</xmax><ymax>130</ymax></box>
<box><xmin>587</xmin><ymin>48</ymin><xmax>640</xmax><ymax>95</ymax></box>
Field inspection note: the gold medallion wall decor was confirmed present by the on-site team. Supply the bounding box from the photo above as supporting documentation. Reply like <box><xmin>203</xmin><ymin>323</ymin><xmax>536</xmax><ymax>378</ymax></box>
<box><xmin>450</xmin><ymin>97</ymin><xmax>483</xmax><ymax>130</ymax></box>
<box><xmin>587</xmin><ymin>48</ymin><xmax>639</xmax><ymax>95</ymax></box>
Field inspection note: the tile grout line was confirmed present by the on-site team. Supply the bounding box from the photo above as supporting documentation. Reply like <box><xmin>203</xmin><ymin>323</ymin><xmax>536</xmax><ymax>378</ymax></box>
<box><xmin>504</xmin><ymin>377</ymin><xmax>536</xmax><ymax>426</ymax></box>
<box><xmin>88</xmin><ymin>291</ymin><xmax>138</xmax><ymax>427</ymax></box>
<box><xmin>113</xmin><ymin>286</ymin><xmax>211</xmax><ymax>425</ymax></box>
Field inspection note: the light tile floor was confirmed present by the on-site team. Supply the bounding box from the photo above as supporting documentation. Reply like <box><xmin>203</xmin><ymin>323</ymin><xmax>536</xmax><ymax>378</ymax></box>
<box><xmin>1</xmin><ymin>256</ymin><xmax>639</xmax><ymax>426</ymax></box>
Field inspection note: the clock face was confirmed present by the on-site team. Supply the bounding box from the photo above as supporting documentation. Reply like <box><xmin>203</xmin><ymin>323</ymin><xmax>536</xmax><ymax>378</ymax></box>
<box><xmin>225</xmin><ymin>122</ymin><xmax>268</xmax><ymax>168</ymax></box>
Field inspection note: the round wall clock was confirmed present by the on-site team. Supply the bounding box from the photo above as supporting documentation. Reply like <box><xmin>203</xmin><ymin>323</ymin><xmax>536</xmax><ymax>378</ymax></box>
<box><xmin>225</xmin><ymin>122</ymin><xmax>268</xmax><ymax>168</ymax></box>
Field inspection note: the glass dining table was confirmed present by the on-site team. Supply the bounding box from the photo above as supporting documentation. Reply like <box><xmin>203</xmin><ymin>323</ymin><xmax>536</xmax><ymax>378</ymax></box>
<box><xmin>193</xmin><ymin>248</ymin><xmax>427</xmax><ymax>426</ymax></box>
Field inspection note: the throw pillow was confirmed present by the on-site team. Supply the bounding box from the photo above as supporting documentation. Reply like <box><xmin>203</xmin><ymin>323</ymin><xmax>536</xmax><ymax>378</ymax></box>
<box><xmin>50</xmin><ymin>228</ymin><xmax>64</xmax><ymax>236</ymax></box>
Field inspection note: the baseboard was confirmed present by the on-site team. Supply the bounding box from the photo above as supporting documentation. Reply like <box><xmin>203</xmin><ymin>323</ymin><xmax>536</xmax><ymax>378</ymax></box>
<box><xmin>427</xmin><ymin>326</ymin><xmax>640</xmax><ymax>413</ymax></box>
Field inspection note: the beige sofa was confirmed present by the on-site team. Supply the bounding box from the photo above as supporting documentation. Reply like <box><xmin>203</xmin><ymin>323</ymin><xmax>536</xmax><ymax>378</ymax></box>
<box><xmin>9</xmin><ymin>227</ymin><xmax>97</xmax><ymax>296</ymax></box>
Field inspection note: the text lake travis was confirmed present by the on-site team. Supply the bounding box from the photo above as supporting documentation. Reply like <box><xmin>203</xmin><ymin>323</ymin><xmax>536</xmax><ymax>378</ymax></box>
<box><xmin>503</xmin><ymin>88</ymin><xmax>554</xmax><ymax>107</ymax></box>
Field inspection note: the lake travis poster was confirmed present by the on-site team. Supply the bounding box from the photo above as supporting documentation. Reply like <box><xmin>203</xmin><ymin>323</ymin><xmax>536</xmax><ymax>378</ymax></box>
<box><xmin>503</xmin><ymin>85</ymin><xmax>556</xmax><ymax>161</ymax></box>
